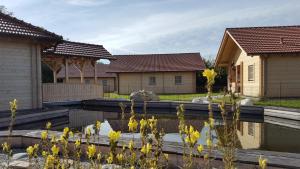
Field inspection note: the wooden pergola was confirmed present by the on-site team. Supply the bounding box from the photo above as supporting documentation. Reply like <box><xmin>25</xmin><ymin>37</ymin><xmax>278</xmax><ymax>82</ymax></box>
<box><xmin>42</xmin><ymin>40</ymin><xmax>113</xmax><ymax>84</ymax></box>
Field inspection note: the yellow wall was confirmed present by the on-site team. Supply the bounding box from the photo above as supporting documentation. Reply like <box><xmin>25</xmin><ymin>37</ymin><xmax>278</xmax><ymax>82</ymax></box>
<box><xmin>237</xmin><ymin>122</ymin><xmax>263</xmax><ymax>149</ymax></box>
<box><xmin>229</xmin><ymin>48</ymin><xmax>262</xmax><ymax>97</ymax></box>
<box><xmin>265</xmin><ymin>54</ymin><xmax>300</xmax><ymax>97</ymax></box>
<box><xmin>118</xmin><ymin>72</ymin><xmax>196</xmax><ymax>94</ymax></box>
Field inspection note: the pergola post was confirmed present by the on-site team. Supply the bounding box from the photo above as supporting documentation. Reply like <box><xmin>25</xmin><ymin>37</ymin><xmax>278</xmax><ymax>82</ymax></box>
<box><xmin>73</xmin><ymin>57</ymin><xmax>87</xmax><ymax>84</ymax></box>
<box><xmin>64</xmin><ymin>58</ymin><xmax>69</xmax><ymax>83</ymax></box>
<box><xmin>42</xmin><ymin>58</ymin><xmax>63</xmax><ymax>84</ymax></box>
<box><xmin>92</xmin><ymin>59</ymin><xmax>98</xmax><ymax>84</ymax></box>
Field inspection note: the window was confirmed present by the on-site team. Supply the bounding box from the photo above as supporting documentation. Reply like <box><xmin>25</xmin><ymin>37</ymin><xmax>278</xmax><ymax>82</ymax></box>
<box><xmin>149</xmin><ymin>76</ymin><xmax>156</xmax><ymax>86</ymax></box>
<box><xmin>248</xmin><ymin>122</ymin><xmax>254</xmax><ymax>136</ymax></box>
<box><xmin>248</xmin><ymin>65</ymin><xmax>254</xmax><ymax>81</ymax></box>
<box><xmin>175</xmin><ymin>76</ymin><xmax>182</xmax><ymax>85</ymax></box>
<box><xmin>102</xmin><ymin>80</ymin><xmax>108</xmax><ymax>86</ymax></box>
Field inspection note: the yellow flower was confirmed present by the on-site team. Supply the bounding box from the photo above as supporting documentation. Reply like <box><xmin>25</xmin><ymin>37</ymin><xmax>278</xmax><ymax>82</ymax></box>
<box><xmin>164</xmin><ymin>153</ymin><xmax>169</xmax><ymax>160</ymax></box>
<box><xmin>130</xmin><ymin>166</ymin><xmax>135</xmax><ymax>169</ymax></box>
<box><xmin>148</xmin><ymin>116</ymin><xmax>157</xmax><ymax>129</ymax></box>
<box><xmin>97</xmin><ymin>153</ymin><xmax>102</xmax><ymax>160</ymax></box>
<box><xmin>9</xmin><ymin>99</ymin><xmax>17</xmax><ymax>115</ymax></box>
<box><xmin>202</xmin><ymin>69</ymin><xmax>217</xmax><ymax>84</ymax></box>
<box><xmin>26</xmin><ymin>146</ymin><xmax>34</xmax><ymax>157</ymax></box>
<box><xmin>41</xmin><ymin>131</ymin><xmax>48</xmax><ymax>140</ymax></box>
<box><xmin>69</xmin><ymin>131</ymin><xmax>74</xmax><ymax>138</ymax></box>
<box><xmin>185</xmin><ymin>126</ymin><xmax>200</xmax><ymax>145</ymax></box>
<box><xmin>197</xmin><ymin>144</ymin><xmax>204</xmax><ymax>153</ymax></box>
<box><xmin>51</xmin><ymin>145</ymin><xmax>60</xmax><ymax>156</ymax></box>
<box><xmin>75</xmin><ymin>139</ymin><xmax>81</xmax><ymax>148</ymax></box>
<box><xmin>46</xmin><ymin>122</ymin><xmax>52</xmax><ymax>130</ymax></box>
<box><xmin>63</xmin><ymin>127</ymin><xmax>69</xmax><ymax>136</ymax></box>
<box><xmin>209</xmin><ymin>118</ymin><xmax>214</xmax><ymax>128</ymax></box>
<box><xmin>42</xmin><ymin>151</ymin><xmax>48</xmax><ymax>157</ymax></box>
<box><xmin>107</xmin><ymin>153</ymin><xmax>113</xmax><ymax>164</ymax></box>
<box><xmin>45</xmin><ymin>155</ymin><xmax>55</xmax><ymax>168</ymax></box>
<box><xmin>108</xmin><ymin>130</ymin><xmax>121</xmax><ymax>143</ymax></box>
<box><xmin>204</xmin><ymin>121</ymin><xmax>209</xmax><ymax>127</ymax></box>
<box><xmin>206</xmin><ymin>139</ymin><xmax>212</xmax><ymax>148</ymax></box>
<box><xmin>140</xmin><ymin>119</ymin><xmax>147</xmax><ymax>130</ymax></box>
<box><xmin>51</xmin><ymin>135</ymin><xmax>57</xmax><ymax>143</ymax></box>
<box><xmin>128</xmin><ymin>117</ymin><xmax>138</xmax><ymax>132</ymax></box>
<box><xmin>128</xmin><ymin>139</ymin><xmax>134</xmax><ymax>150</ymax></box>
<box><xmin>141</xmin><ymin>143</ymin><xmax>152</xmax><ymax>154</ymax></box>
<box><xmin>86</xmin><ymin>128</ymin><xmax>91</xmax><ymax>137</ymax></box>
<box><xmin>2</xmin><ymin>142</ymin><xmax>10</xmax><ymax>153</ymax></box>
<box><xmin>259</xmin><ymin>156</ymin><xmax>267</xmax><ymax>169</ymax></box>
<box><xmin>96</xmin><ymin>121</ymin><xmax>101</xmax><ymax>130</ymax></box>
<box><xmin>116</xmin><ymin>153</ymin><xmax>124</xmax><ymax>162</ymax></box>
<box><xmin>87</xmin><ymin>144</ymin><xmax>96</xmax><ymax>159</ymax></box>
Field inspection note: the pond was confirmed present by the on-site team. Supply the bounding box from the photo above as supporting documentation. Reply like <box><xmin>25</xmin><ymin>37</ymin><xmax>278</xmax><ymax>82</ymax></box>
<box><xmin>48</xmin><ymin>107</ymin><xmax>300</xmax><ymax>154</ymax></box>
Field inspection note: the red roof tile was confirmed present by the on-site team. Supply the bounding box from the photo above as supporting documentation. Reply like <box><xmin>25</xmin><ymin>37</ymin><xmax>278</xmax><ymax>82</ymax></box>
<box><xmin>108</xmin><ymin>53</ymin><xmax>205</xmax><ymax>73</ymax></box>
<box><xmin>0</xmin><ymin>12</ymin><xmax>62</xmax><ymax>41</ymax></box>
<box><xmin>44</xmin><ymin>40</ymin><xmax>112</xmax><ymax>59</ymax></box>
<box><xmin>57</xmin><ymin>63</ymin><xmax>116</xmax><ymax>78</ymax></box>
<box><xmin>227</xmin><ymin>25</ymin><xmax>300</xmax><ymax>54</ymax></box>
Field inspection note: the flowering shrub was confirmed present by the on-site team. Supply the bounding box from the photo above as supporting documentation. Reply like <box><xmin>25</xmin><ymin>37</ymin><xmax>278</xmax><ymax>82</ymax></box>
<box><xmin>0</xmin><ymin>69</ymin><xmax>268</xmax><ymax>169</ymax></box>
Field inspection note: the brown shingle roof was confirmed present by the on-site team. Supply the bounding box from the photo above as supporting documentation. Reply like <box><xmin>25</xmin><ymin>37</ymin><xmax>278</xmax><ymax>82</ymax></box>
<box><xmin>108</xmin><ymin>53</ymin><xmax>205</xmax><ymax>73</ymax></box>
<box><xmin>57</xmin><ymin>63</ymin><xmax>116</xmax><ymax>78</ymax></box>
<box><xmin>0</xmin><ymin>12</ymin><xmax>62</xmax><ymax>41</ymax></box>
<box><xmin>44</xmin><ymin>40</ymin><xmax>112</xmax><ymax>59</ymax></box>
<box><xmin>227</xmin><ymin>25</ymin><xmax>300</xmax><ymax>54</ymax></box>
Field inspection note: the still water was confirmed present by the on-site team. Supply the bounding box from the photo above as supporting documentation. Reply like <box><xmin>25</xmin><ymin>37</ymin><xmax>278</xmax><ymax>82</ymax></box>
<box><xmin>62</xmin><ymin>109</ymin><xmax>300</xmax><ymax>154</ymax></box>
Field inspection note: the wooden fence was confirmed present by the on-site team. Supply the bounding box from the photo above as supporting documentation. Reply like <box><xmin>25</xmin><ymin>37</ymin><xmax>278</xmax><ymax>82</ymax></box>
<box><xmin>42</xmin><ymin>83</ymin><xmax>103</xmax><ymax>102</ymax></box>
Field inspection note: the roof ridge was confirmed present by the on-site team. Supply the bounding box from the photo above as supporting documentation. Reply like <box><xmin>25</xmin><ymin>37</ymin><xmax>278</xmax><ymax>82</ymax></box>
<box><xmin>0</xmin><ymin>12</ymin><xmax>62</xmax><ymax>39</ymax></box>
<box><xmin>226</xmin><ymin>25</ymin><xmax>300</xmax><ymax>30</ymax></box>
<box><xmin>63</xmin><ymin>40</ymin><xmax>104</xmax><ymax>47</ymax></box>
<box><xmin>113</xmin><ymin>52</ymin><xmax>201</xmax><ymax>56</ymax></box>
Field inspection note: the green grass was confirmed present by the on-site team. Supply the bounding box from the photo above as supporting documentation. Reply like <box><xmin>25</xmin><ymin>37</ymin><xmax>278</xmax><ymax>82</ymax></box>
<box><xmin>254</xmin><ymin>99</ymin><xmax>300</xmax><ymax>109</ymax></box>
<box><xmin>103</xmin><ymin>93</ymin><xmax>221</xmax><ymax>102</ymax></box>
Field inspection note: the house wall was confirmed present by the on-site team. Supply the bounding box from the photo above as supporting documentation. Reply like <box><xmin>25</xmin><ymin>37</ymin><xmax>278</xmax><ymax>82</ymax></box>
<box><xmin>0</xmin><ymin>39</ymin><xmax>42</xmax><ymax>111</ymax></box>
<box><xmin>265</xmin><ymin>54</ymin><xmax>300</xmax><ymax>97</ymax></box>
<box><xmin>61</xmin><ymin>77</ymin><xmax>115</xmax><ymax>92</ymax></box>
<box><xmin>118</xmin><ymin>72</ymin><xmax>196</xmax><ymax>94</ymax></box>
<box><xmin>229</xmin><ymin>48</ymin><xmax>262</xmax><ymax>97</ymax></box>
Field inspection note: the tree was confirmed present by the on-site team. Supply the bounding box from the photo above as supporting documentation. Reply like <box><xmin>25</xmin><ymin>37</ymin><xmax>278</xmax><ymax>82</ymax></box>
<box><xmin>196</xmin><ymin>57</ymin><xmax>227</xmax><ymax>93</ymax></box>
<box><xmin>42</xmin><ymin>63</ymin><xmax>54</xmax><ymax>83</ymax></box>
<box><xmin>0</xmin><ymin>6</ymin><xmax>13</xmax><ymax>15</ymax></box>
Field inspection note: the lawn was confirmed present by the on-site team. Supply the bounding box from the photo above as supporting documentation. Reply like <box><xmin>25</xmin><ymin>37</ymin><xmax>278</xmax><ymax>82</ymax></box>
<box><xmin>103</xmin><ymin>93</ymin><xmax>221</xmax><ymax>102</ymax></box>
<box><xmin>254</xmin><ymin>99</ymin><xmax>300</xmax><ymax>109</ymax></box>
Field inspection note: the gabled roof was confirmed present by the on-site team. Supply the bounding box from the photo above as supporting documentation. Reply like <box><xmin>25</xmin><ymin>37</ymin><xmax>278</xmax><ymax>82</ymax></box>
<box><xmin>0</xmin><ymin>12</ymin><xmax>62</xmax><ymax>41</ymax></box>
<box><xmin>227</xmin><ymin>25</ymin><xmax>300</xmax><ymax>55</ymax></box>
<box><xmin>108</xmin><ymin>53</ymin><xmax>205</xmax><ymax>73</ymax></box>
<box><xmin>57</xmin><ymin>63</ymin><xmax>116</xmax><ymax>78</ymax></box>
<box><xmin>43</xmin><ymin>40</ymin><xmax>113</xmax><ymax>59</ymax></box>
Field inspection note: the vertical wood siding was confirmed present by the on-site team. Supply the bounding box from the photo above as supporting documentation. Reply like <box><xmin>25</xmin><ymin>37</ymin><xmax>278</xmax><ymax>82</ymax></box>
<box><xmin>42</xmin><ymin>83</ymin><xmax>103</xmax><ymax>102</ymax></box>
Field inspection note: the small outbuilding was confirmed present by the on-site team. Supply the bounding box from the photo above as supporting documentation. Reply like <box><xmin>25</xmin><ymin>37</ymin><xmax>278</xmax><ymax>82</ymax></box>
<box><xmin>0</xmin><ymin>12</ymin><xmax>62</xmax><ymax>111</ymax></box>
<box><xmin>109</xmin><ymin>53</ymin><xmax>205</xmax><ymax>94</ymax></box>
<box><xmin>215</xmin><ymin>26</ymin><xmax>300</xmax><ymax>98</ymax></box>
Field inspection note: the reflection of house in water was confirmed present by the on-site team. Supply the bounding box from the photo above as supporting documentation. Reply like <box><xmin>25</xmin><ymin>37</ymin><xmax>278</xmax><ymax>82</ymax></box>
<box><xmin>237</xmin><ymin>121</ymin><xmax>300</xmax><ymax>153</ymax></box>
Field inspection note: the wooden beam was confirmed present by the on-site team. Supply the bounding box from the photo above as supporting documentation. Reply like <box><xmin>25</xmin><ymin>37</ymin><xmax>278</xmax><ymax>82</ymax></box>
<box><xmin>72</xmin><ymin>57</ymin><xmax>88</xmax><ymax>84</ymax></box>
<box><xmin>64</xmin><ymin>58</ymin><xmax>69</xmax><ymax>83</ymax></box>
<box><xmin>91</xmin><ymin>60</ymin><xmax>98</xmax><ymax>84</ymax></box>
<box><xmin>42</xmin><ymin>57</ymin><xmax>63</xmax><ymax>84</ymax></box>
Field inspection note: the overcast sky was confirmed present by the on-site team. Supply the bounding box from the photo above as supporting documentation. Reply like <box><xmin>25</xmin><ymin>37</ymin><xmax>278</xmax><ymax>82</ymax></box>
<box><xmin>1</xmin><ymin>0</ymin><xmax>300</xmax><ymax>58</ymax></box>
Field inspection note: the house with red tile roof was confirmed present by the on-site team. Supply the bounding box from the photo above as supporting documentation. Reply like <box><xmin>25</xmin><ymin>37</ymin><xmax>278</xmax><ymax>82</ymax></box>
<box><xmin>215</xmin><ymin>26</ymin><xmax>300</xmax><ymax>98</ymax></box>
<box><xmin>109</xmin><ymin>53</ymin><xmax>205</xmax><ymax>94</ymax></box>
<box><xmin>57</xmin><ymin>63</ymin><xmax>117</xmax><ymax>92</ymax></box>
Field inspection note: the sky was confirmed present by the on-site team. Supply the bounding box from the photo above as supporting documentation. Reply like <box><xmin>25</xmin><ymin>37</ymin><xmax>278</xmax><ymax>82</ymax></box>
<box><xmin>1</xmin><ymin>0</ymin><xmax>300</xmax><ymax>59</ymax></box>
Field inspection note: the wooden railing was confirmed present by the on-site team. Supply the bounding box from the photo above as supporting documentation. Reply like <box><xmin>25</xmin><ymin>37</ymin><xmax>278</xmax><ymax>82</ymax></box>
<box><xmin>42</xmin><ymin>83</ymin><xmax>103</xmax><ymax>102</ymax></box>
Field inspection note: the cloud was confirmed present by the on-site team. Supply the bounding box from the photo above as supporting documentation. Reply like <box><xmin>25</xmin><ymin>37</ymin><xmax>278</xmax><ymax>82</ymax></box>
<box><xmin>85</xmin><ymin>2</ymin><xmax>300</xmax><ymax>54</ymax></box>
<box><xmin>64</xmin><ymin>0</ymin><xmax>113</xmax><ymax>6</ymax></box>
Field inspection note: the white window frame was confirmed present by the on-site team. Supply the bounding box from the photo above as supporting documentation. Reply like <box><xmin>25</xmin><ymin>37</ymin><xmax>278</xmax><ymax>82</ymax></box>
<box><xmin>248</xmin><ymin>64</ymin><xmax>254</xmax><ymax>81</ymax></box>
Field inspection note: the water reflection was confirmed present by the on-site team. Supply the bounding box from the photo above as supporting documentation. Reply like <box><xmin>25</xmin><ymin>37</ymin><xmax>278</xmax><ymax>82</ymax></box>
<box><xmin>67</xmin><ymin>109</ymin><xmax>300</xmax><ymax>153</ymax></box>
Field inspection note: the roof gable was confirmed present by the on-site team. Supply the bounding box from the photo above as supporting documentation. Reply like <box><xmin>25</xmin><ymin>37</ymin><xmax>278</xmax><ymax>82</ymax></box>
<box><xmin>109</xmin><ymin>53</ymin><xmax>205</xmax><ymax>73</ymax></box>
<box><xmin>227</xmin><ymin>25</ymin><xmax>300</xmax><ymax>55</ymax></box>
<box><xmin>0</xmin><ymin>12</ymin><xmax>62</xmax><ymax>41</ymax></box>
<box><xmin>44</xmin><ymin>40</ymin><xmax>112</xmax><ymax>59</ymax></box>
